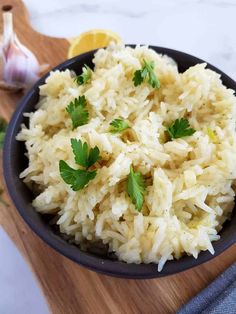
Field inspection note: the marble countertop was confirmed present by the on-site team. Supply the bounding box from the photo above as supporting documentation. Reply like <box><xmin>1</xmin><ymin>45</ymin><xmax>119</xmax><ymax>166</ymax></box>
<box><xmin>24</xmin><ymin>0</ymin><xmax>236</xmax><ymax>80</ymax></box>
<box><xmin>1</xmin><ymin>1</ymin><xmax>236</xmax><ymax>313</ymax></box>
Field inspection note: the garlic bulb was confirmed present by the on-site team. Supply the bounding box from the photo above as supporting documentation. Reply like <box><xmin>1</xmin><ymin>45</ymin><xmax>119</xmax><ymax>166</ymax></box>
<box><xmin>0</xmin><ymin>12</ymin><xmax>48</xmax><ymax>92</ymax></box>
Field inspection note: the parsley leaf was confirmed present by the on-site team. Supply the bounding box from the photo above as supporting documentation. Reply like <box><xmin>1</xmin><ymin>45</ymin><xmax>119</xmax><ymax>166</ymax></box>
<box><xmin>66</xmin><ymin>96</ymin><xmax>89</xmax><ymax>129</ymax></box>
<box><xmin>133</xmin><ymin>59</ymin><xmax>160</xmax><ymax>89</ymax></box>
<box><xmin>0</xmin><ymin>118</ymin><xmax>7</xmax><ymax>149</ymax></box>
<box><xmin>74</xmin><ymin>65</ymin><xmax>93</xmax><ymax>85</ymax></box>
<box><xmin>127</xmin><ymin>166</ymin><xmax>146</xmax><ymax>211</ymax></box>
<box><xmin>59</xmin><ymin>139</ymin><xmax>101</xmax><ymax>191</ymax></box>
<box><xmin>166</xmin><ymin>118</ymin><xmax>196</xmax><ymax>139</ymax></box>
<box><xmin>133</xmin><ymin>70</ymin><xmax>143</xmax><ymax>87</ymax></box>
<box><xmin>71</xmin><ymin>138</ymin><xmax>101</xmax><ymax>169</ymax></box>
<box><xmin>59</xmin><ymin>160</ymin><xmax>96</xmax><ymax>191</ymax></box>
<box><xmin>109</xmin><ymin>118</ymin><xmax>130</xmax><ymax>133</ymax></box>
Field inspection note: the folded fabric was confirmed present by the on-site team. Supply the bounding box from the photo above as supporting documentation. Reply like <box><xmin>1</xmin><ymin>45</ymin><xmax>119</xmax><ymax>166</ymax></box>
<box><xmin>177</xmin><ymin>263</ymin><xmax>236</xmax><ymax>314</ymax></box>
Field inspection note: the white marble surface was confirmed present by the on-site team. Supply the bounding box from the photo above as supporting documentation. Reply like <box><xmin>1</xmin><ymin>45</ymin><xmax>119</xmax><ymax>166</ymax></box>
<box><xmin>2</xmin><ymin>0</ymin><xmax>236</xmax><ymax>313</ymax></box>
<box><xmin>0</xmin><ymin>227</ymin><xmax>49</xmax><ymax>314</ymax></box>
<box><xmin>23</xmin><ymin>0</ymin><xmax>236</xmax><ymax>80</ymax></box>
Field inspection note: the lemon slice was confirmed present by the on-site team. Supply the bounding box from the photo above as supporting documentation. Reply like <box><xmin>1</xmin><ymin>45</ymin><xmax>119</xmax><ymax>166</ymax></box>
<box><xmin>68</xmin><ymin>29</ymin><xmax>122</xmax><ymax>59</ymax></box>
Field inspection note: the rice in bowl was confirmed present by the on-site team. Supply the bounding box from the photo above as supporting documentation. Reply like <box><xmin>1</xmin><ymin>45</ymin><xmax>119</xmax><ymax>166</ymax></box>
<box><xmin>17</xmin><ymin>44</ymin><xmax>236</xmax><ymax>271</ymax></box>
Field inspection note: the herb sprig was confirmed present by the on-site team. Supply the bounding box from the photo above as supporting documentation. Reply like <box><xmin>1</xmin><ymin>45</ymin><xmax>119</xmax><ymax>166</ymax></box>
<box><xmin>66</xmin><ymin>96</ymin><xmax>89</xmax><ymax>129</ymax></box>
<box><xmin>59</xmin><ymin>139</ymin><xmax>101</xmax><ymax>191</ymax></box>
<box><xmin>71</xmin><ymin>138</ymin><xmax>101</xmax><ymax>169</ymax></box>
<box><xmin>133</xmin><ymin>59</ymin><xmax>160</xmax><ymax>89</ymax></box>
<box><xmin>166</xmin><ymin>118</ymin><xmax>196</xmax><ymax>140</ymax></box>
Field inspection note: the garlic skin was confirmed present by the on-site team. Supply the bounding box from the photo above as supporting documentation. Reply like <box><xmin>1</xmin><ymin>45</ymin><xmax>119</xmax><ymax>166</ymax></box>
<box><xmin>0</xmin><ymin>12</ymin><xmax>47</xmax><ymax>92</ymax></box>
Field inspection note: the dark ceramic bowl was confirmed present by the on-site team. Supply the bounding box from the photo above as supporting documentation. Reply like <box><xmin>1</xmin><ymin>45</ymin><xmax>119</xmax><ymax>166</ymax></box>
<box><xmin>3</xmin><ymin>46</ymin><xmax>236</xmax><ymax>279</ymax></box>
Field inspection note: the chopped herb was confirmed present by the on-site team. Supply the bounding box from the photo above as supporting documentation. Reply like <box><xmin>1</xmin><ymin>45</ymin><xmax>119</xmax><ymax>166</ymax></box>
<box><xmin>207</xmin><ymin>127</ymin><xmax>217</xmax><ymax>142</ymax></box>
<box><xmin>127</xmin><ymin>166</ymin><xmax>146</xmax><ymax>211</ymax></box>
<box><xmin>166</xmin><ymin>118</ymin><xmax>196</xmax><ymax>140</ymax></box>
<box><xmin>109</xmin><ymin>118</ymin><xmax>130</xmax><ymax>133</ymax></box>
<box><xmin>133</xmin><ymin>59</ymin><xmax>160</xmax><ymax>89</ymax></box>
<box><xmin>74</xmin><ymin>65</ymin><xmax>93</xmax><ymax>85</ymax></box>
<box><xmin>0</xmin><ymin>118</ymin><xmax>7</xmax><ymax>149</ymax></box>
<box><xmin>66</xmin><ymin>96</ymin><xmax>89</xmax><ymax>129</ymax></box>
<box><xmin>59</xmin><ymin>139</ymin><xmax>101</xmax><ymax>191</ymax></box>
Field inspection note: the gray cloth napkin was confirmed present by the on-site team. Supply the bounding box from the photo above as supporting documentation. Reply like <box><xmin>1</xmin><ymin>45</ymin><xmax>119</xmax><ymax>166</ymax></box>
<box><xmin>177</xmin><ymin>263</ymin><xmax>236</xmax><ymax>314</ymax></box>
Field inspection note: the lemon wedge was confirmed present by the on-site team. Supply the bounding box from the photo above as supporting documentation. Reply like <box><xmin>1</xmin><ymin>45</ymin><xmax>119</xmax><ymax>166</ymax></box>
<box><xmin>67</xmin><ymin>29</ymin><xmax>122</xmax><ymax>59</ymax></box>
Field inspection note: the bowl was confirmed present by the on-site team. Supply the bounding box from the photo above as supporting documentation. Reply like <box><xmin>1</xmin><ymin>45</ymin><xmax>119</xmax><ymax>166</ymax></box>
<box><xmin>3</xmin><ymin>46</ymin><xmax>236</xmax><ymax>279</ymax></box>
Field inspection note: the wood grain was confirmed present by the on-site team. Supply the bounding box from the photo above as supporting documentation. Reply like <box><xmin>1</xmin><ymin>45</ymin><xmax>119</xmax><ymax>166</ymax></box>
<box><xmin>0</xmin><ymin>1</ymin><xmax>235</xmax><ymax>313</ymax></box>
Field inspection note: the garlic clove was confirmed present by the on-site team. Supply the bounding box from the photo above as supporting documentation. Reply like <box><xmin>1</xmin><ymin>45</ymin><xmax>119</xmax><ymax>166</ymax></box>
<box><xmin>0</xmin><ymin>12</ymin><xmax>48</xmax><ymax>92</ymax></box>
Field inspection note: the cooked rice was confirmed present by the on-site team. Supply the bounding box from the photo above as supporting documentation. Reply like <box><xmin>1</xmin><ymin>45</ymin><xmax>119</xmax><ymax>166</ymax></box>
<box><xmin>17</xmin><ymin>44</ymin><xmax>236</xmax><ymax>271</ymax></box>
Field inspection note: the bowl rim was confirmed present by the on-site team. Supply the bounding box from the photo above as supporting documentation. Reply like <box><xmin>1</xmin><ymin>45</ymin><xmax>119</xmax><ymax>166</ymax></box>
<box><xmin>3</xmin><ymin>45</ymin><xmax>236</xmax><ymax>279</ymax></box>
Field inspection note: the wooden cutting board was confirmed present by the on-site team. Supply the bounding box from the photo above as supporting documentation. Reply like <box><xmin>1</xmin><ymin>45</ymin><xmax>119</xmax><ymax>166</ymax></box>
<box><xmin>0</xmin><ymin>1</ymin><xmax>236</xmax><ymax>313</ymax></box>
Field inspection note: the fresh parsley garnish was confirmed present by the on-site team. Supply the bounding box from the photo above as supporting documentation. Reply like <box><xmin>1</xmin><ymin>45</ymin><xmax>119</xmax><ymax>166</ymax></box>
<box><xmin>74</xmin><ymin>65</ymin><xmax>93</xmax><ymax>85</ymax></box>
<box><xmin>59</xmin><ymin>139</ymin><xmax>101</xmax><ymax>191</ymax></box>
<box><xmin>109</xmin><ymin>118</ymin><xmax>130</xmax><ymax>133</ymax></box>
<box><xmin>0</xmin><ymin>118</ymin><xmax>7</xmax><ymax>149</ymax></box>
<box><xmin>127</xmin><ymin>166</ymin><xmax>146</xmax><ymax>211</ymax></box>
<box><xmin>59</xmin><ymin>161</ymin><xmax>96</xmax><ymax>191</ymax></box>
<box><xmin>166</xmin><ymin>118</ymin><xmax>196</xmax><ymax>140</ymax></box>
<box><xmin>66</xmin><ymin>96</ymin><xmax>89</xmax><ymax>129</ymax></box>
<box><xmin>71</xmin><ymin>138</ymin><xmax>101</xmax><ymax>169</ymax></box>
<box><xmin>133</xmin><ymin>59</ymin><xmax>160</xmax><ymax>89</ymax></box>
